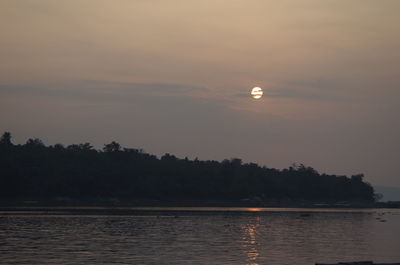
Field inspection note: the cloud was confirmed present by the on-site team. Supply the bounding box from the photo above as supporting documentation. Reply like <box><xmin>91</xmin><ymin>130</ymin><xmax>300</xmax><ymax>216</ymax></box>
<box><xmin>0</xmin><ymin>80</ymin><xmax>210</xmax><ymax>103</ymax></box>
<box><xmin>80</xmin><ymin>80</ymin><xmax>205</xmax><ymax>94</ymax></box>
<box><xmin>267</xmin><ymin>87</ymin><xmax>344</xmax><ymax>102</ymax></box>
<box><xmin>263</xmin><ymin>78</ymin><xmax>358</xmax><ymax>102</ymax></box>
<box><xmin>232</xmin><ymin>92</ymin><xmax>250</xmax><ymax>98</ymax></box>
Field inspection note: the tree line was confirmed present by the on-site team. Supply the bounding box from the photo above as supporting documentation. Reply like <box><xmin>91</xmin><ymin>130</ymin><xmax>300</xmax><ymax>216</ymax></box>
<box><xmin>0</xmin><ymin>132</ymin><xmax>376</xmax><ymax>202</ymax></box>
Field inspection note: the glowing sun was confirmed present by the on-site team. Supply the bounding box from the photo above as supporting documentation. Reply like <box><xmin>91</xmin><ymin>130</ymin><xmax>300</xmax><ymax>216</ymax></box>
<box><xmin>251</xmin><ymin>87</ymin><xmax>263</xmax><ymax>99</ymax></box>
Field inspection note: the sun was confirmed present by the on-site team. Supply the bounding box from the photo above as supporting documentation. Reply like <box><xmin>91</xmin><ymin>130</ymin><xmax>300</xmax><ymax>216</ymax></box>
<box><xmin>251</xmin><ymin>87</ymin><xmax>263</xmax><ymax>99</ymax></box>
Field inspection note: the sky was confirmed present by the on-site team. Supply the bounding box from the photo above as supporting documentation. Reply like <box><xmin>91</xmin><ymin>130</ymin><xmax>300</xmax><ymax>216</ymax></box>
<box><xmin>1</xmin><ymin>0</ymin><xmax>400</xmax><ymax>188</ymax></box>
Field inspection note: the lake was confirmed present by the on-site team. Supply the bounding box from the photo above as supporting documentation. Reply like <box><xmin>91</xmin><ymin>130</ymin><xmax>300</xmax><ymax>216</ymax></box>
<box><xmin>1</xmin><ymin>207</ymin><xmax>399</xmax><ymax>265</ymax></box>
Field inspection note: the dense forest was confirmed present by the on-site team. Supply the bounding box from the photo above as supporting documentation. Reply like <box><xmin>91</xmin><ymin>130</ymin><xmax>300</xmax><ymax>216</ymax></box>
<box><xmin>0</xmin><ymin>132</ymin><xmax>376</xmax><ymax>203</ymax></box>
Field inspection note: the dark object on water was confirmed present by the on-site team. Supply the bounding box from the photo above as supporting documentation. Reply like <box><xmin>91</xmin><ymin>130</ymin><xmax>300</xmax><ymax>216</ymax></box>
<box><xmin>316</xmin><ymin>261</ymin><xmax>400</xmax><ymax>265</ymax></box>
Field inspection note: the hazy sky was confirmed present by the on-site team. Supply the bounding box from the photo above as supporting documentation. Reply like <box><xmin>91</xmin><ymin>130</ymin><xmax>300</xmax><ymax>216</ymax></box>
<box><xmin>1</xmin><ymin>0</ymin><xmax>399</xmax><ymax>187</ymax></box>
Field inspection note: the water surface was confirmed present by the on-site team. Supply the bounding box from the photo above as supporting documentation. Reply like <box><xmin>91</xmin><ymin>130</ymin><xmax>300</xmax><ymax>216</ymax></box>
<box><xmin>1</xmin><ymin>208</ymin><xmax>399</xmax><ymax>265</ymax></box>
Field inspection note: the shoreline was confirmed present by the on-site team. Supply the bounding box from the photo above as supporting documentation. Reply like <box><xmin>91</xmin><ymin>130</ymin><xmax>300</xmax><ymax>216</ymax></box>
<box><xmin>0</xmin><ymin>198</ymin><xmax>399</xmax><ymax>211</ymax></box>
<box><xmin>0</xmin><ymin>205</ymin><xmax>396</xmax><ymax>217</ymax></box>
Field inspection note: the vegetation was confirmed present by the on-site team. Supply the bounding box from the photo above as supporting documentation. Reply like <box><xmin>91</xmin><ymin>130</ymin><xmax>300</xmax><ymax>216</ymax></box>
<box><xmin>0</xmin><ymin>132</ymin><xmax>376</xmax><ymax>203</ymax></box>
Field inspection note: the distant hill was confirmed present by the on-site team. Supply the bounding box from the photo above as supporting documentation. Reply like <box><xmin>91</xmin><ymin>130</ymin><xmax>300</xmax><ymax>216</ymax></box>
<box><xmin>374</xmin><ymin>186</ymin><xmax>400</xmax><ymax>201</ymax></box>
<box><xmin>0</xmin><ymin>132</ymin><xmax>376</xmax><ymax>203</ymax></box>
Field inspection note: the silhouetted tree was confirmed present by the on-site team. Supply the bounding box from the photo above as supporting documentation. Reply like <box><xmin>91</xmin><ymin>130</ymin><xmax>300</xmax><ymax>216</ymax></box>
<box><xmin>0</xmin><ymin>131</ymin><xmax>377</xmax><ymax>203</ymax></box>
<box><xmin>374</xmin><ymin>193</ymin><xmax>383</xmax><ymax>202</ymax></box>
<box><xmin>0</xmin><ymin>132</ymin><xmax>12</xmax><ymax>146</ymax></box>
<box><xmin>67</xmin><ymin>143</ymin><xmax>93</xmax><ymax>151</ymax></box>
<box><xmin>25</xmin><ymin>138</ymin><xmax>45</xmax><ymax>147</ymax></box>
<box><xmin>351</xmin><ymin>174</ymin><xmax>364</xmax><ymax>182</ymax></box>
<box><xmin>53</xmin><ymin>143</ymin><xmax>65</xmax><ymax>150</ymax></box>
<box><xmin>103</xmin><ymin>141</ymin><xmax>121</xmax><ymax>152</ymax></box>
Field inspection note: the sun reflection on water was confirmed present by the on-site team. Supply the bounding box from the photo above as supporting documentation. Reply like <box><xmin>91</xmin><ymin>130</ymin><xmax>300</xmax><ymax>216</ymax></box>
<box><xmin>246</xmin><ymin>208</ymin><xmax>263</xmax><ymax>212</ymax></box>
<box><xmin>241</xmin><ymin>217</ymin><xmax>261</xmax><ymax>265</ymax></box>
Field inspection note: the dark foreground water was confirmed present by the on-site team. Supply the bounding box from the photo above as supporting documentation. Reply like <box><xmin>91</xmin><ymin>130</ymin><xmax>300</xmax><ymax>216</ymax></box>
<box><xmin>1</xmin><ymin>208</ymin><xmax>400</xmax><ymax>265</ymax></box>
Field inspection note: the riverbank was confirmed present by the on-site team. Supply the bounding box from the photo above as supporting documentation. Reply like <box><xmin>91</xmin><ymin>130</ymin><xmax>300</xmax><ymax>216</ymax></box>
<box><xmin>1</xmin><ymin>198</ymin><xmax>399</xmax><ymax>209</ymax></box>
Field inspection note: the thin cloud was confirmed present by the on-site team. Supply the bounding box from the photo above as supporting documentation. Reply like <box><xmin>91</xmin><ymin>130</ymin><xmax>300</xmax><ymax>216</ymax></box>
<box><xmin>0</xmin><ymin>80</ymin><xmax>210</xmax><ymax>102</ymax></box>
